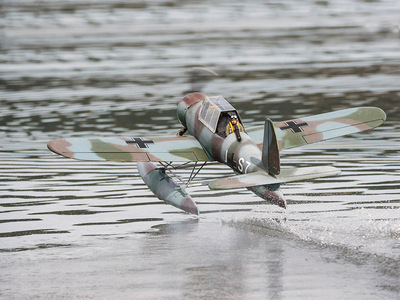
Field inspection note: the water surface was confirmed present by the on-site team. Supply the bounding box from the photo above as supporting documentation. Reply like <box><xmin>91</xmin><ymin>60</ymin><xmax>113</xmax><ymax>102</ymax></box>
<box><xmin>1</xmin><ymin>0</ymin><xmax>400</xmax><ymax>298</ymax></box>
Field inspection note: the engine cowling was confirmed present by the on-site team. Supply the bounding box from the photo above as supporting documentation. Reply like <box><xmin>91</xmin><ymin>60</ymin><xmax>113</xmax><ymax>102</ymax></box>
<box><xmin>177</xmin><ymin>92</ymin><xmax>206</xmax><ymax>127</ymax></box>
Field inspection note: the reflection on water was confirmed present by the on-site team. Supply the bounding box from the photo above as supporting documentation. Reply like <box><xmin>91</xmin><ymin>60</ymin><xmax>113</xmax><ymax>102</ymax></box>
<box><xmin>1</xmin><ymin>0</ymin><xmax>400</xmax><ymax>298</ymax></box>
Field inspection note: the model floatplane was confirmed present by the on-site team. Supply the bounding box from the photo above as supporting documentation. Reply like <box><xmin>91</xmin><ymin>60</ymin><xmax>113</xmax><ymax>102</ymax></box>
<box><xmin>48</xmin><ymin>92</ymin><xmax>386</xmax><ymax>215</ymax></box>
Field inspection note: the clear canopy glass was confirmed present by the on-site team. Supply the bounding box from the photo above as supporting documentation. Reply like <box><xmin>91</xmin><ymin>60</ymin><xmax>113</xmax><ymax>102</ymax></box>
<box><xmin>199</xmin><ymin>95</ymin><xmax>236</xmax><ymax>132</ymax></box>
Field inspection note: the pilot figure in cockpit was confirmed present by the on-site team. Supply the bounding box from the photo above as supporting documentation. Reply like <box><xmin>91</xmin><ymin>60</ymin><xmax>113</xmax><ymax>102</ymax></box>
<box><xmin>225</xmin><ymin>115</ymin><xmax>244</xmax><ymax>141</ymax></box>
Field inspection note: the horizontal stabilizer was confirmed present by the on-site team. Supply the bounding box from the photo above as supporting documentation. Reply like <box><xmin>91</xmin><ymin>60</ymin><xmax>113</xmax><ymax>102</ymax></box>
<box><xmin>208</xmin><ymin>166</ymin><xmax>340</xmax><ymax>190</ymax></box>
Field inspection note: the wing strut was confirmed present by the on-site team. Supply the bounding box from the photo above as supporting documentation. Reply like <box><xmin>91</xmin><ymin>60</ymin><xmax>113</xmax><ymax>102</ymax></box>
<box><xmin>159</xmin><ymin>161</ymin><xmax>207</xmax><ymax>187</ymax></box>
<box><xmin>186</xmin><ymin>162</ymin><xmax>207</xmax><ymax>187</ymax></box>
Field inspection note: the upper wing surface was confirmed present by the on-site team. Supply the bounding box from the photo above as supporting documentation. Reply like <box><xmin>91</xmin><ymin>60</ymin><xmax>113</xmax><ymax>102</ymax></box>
<box><xmin>247</xmin><ymin>107</ymin><xmax>386</xmax><ymax>150</ymax></box>
<box><xmin>48</xmin><ymin>136</ymin><xmax>213</xmax><ymax>162</ymax></box>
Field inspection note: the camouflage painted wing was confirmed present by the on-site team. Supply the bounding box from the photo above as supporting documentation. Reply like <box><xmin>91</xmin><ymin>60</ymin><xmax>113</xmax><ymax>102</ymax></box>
<box><xmin>247</xmin><ymin>107</ymin><xmax>386</xmax><ymax>150</ymax></box>
<box><xmin>48</xmin><ymin>136</ymin><xmax>213</xmax><ymax>162</ymax></box>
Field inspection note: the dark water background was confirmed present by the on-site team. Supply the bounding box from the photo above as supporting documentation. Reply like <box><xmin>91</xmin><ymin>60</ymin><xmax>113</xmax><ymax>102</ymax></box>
<box><xmin>1</xmin><ymin>0</ymin><xmax>400</xmax><ymax>299</ymax></box>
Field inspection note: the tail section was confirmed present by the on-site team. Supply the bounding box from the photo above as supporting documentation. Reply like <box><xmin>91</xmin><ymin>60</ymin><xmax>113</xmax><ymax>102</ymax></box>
<box><xmin>262</xmin><ymin>118</ymin><xmax>280</xmax><ymax>175</ymax></box>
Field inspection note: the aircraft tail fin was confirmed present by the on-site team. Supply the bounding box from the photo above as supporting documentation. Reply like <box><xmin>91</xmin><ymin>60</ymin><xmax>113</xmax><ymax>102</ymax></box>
<box><xmin>262</xmin><ymin>118</ymin><xmax>280</xmax><ymax>175</ymax></box>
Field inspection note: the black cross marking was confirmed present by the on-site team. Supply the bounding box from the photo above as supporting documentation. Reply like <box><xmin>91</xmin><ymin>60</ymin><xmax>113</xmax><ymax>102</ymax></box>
<box><xmin>279</xmin><ymin>121</ymin><xmax>308</xmax><ymax>133</ymax></box>
<box><xmin>126</xmin><ymin>138</ymin><xmax>154</xmax><ymax>148</ymax></box>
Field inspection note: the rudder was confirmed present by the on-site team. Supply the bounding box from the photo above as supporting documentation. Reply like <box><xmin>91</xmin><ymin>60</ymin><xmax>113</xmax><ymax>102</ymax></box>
<box><xmin>262</xmin><ymin>118</ymin><xmax>280</xmax><ymax>175</ymax></box>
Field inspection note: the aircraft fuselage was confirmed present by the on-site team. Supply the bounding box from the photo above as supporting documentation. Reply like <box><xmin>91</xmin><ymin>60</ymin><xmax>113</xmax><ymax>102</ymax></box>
<box><xmin>178</xmin><ymin>92</ymin><xmax>286</xmax><ymax>207</ymax></box>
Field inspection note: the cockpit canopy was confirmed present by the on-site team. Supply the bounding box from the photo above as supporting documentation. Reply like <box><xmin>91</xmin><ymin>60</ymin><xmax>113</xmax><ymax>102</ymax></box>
<box><xmin>198</xmin><ymin>95</ymin><xmax>241</xmax><ymax>133</ymax></box>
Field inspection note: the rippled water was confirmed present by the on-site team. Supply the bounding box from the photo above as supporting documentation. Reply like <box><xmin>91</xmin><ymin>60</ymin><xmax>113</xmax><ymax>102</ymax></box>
<box><xmin>1</xmin><ymin>0</ymin><xmax>400</xmax><ymax>298</ymax></box>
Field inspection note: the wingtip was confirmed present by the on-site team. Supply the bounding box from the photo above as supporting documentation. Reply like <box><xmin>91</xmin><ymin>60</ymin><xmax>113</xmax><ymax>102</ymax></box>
<box><xmin>47</xmin><ymin>139</ymin><xmax>74</xmax><ymax>159</ymax></box>
<box><xmin>363</xmin><ymin>106</ymin><xmax>387</xmax><ymax>123</ymax></box>
<box><xmin>369</xmin><ymin>106</ymin><xmax>386</xmax><ymax>121</ymax></box>
<box><xmin>378</xmin><ymin>107</ymin><xmax>387</xmax><ymax>122</ymax></box>
<box><xmin>47</xmin><ymin>139</ymin><xmax>59</xmax><ymax>154</ymax></box>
